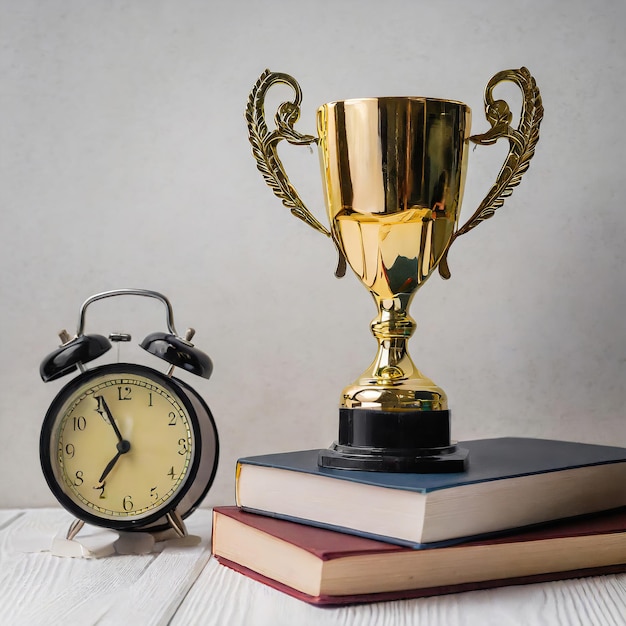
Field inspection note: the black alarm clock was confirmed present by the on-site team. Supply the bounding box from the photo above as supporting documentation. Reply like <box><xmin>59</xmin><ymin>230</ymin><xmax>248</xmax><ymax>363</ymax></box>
<box><xmin>39</xmin><ymin>288</ymin><xmax>219</xmax><ymax>540</ymax></box>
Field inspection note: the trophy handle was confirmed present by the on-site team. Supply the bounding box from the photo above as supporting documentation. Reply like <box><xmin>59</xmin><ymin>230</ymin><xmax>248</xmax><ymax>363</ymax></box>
<box><xmin>438</xmin><ymin>67</ymin><xmax>544</xmax><ymax>279</ymax></box>
<box><xmin>246</xmin><ymin>69</ymin><xmax>347</xmax><ymax>277</ymax></box>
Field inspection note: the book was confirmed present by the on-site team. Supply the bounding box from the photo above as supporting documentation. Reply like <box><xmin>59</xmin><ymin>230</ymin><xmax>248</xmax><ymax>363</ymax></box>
<box><xmin>212</xmin><ymin>506</ymin><xmax>626</xmax><ymax>606</ymax></box>
<box><xmin>235</xmin><ymin>437</ymin><xmax>626</xmax><ymax>547</ymax></box>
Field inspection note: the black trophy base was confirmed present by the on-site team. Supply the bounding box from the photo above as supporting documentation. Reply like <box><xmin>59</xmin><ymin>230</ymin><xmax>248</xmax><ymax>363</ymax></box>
<box><xmin>317</xmin><ymin>407</ymin><xmax>469</xmax><ymax>473</ymax></box>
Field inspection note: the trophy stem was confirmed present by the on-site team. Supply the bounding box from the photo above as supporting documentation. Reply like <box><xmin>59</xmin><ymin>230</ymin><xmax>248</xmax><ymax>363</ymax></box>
<box><xmin>370</xmin><ymin>296</ymin><xmax>417</xmax><ymax>382</ymax></box>
<box><xmin>318</xmin><ymin>295</ymin><xmax>469</xmax><ymax>472</ymax></box>
<box><xmin>340</xmin><ymin>295</ymin><xmax>448</xmax><ymax>411</ymax></box>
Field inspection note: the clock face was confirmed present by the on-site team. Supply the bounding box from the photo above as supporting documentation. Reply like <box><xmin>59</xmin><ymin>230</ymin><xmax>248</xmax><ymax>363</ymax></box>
<box><xmin>41</xmin><ymin>364</ymin><xmax>201</xmax><ymax>528</ymax></box>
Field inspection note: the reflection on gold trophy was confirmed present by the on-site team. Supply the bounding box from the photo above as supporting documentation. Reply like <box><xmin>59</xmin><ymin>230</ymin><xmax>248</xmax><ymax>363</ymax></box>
<box><xmin>247</xmin><ymin>68</ymin><xmax>543</xmax><ymax>472</ymax></box>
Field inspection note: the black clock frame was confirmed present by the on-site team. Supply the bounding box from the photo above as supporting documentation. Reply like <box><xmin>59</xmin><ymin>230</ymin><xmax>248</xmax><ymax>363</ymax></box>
<box><xmin>40</xmin><ymin>362</ymin><xmax>219</xmax><ymax>532</ymax></box>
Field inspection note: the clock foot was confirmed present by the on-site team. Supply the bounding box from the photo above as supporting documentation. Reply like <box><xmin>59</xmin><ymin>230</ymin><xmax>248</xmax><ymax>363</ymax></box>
<box><xmin>66</xmin><ymin>518</ymin><xmax>85</xmax><ymax>541</ymax></box>
<box><xmin>166</xmin><ymin>510</ymin><xmax>187</xmax><ymax>538</ymax></box>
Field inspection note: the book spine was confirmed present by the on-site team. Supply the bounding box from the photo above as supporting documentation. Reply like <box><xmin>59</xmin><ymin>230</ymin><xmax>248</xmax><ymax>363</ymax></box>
<box><xmin>235</xmin><ymin>462</ymin><xmax>242</xmax><ymax>507</ymax></box>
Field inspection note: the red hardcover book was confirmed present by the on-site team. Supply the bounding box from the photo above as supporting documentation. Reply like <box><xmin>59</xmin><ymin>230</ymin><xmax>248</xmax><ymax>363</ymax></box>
<box><xmin>212</xmin><ymin>506</ymin><xmax>626</xmax><ymax>606</ymax></box>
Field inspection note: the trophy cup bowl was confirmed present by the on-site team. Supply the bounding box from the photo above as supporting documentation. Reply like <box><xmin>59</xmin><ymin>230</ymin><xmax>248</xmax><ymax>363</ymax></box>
<box><xmin>247</xmin><ymin>68</ymin><xmax>543</xmax><ymax>472</ymax></box>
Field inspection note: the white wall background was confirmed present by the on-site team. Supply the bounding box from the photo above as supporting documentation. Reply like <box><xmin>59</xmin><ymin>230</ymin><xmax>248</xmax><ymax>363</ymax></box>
<box><xmin>1</xmin><ymin>0</ymin><xmax>624</xmax><ymax>510</ymax></box>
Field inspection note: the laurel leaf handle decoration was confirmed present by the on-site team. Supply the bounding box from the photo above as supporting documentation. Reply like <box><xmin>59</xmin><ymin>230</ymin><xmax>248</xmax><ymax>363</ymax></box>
<box><xmin>438</xmin><ymin>67</ymin><xmax>544</xmax><ymax>279</ymax></box>
<box><xmin>246</xmin><ymin>69</ymin><xmax>331</xmax><ymax>237</ymax></box>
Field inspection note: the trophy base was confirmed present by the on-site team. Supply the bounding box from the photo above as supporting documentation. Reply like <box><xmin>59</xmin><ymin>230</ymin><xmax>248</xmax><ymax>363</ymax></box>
<box><xmin>318</xmin><ymin>408</ymin><xmax>469</xmax><ymax>473</ymax></box>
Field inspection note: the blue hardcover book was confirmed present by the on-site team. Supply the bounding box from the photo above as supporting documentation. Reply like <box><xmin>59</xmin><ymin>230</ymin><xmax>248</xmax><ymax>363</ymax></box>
<box><xmin>235</xmin><ymin>437</ymin><xmax>626</xmax><ymax>548</ymax></box>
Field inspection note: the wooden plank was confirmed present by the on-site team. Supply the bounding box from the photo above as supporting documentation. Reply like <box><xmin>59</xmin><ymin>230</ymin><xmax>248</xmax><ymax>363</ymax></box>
<box><xmin>0</xmin><ymin>508</ymin><xmax>213</xmax><ymax>625</ymax></box>
<box><xmin>96</xmin><ymin>519</ymin><xmax>213</xmax><ymax>625</ymax></box>
<box><xmin>0</xmin><ymin>510</ymin><xmax>23</xmax><ymax>530</ymax></box>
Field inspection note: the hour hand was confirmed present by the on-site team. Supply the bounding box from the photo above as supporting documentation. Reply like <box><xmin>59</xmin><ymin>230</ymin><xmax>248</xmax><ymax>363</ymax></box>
<box><xmin>96</xmin><ymin>450</ymin><xmax>122</xmax><ymax>486</ymax></box>
<box><xmin>95</xmin><ymin>439</ymin><xmax>131</xmax><ymax>486</ymax></box>
<box><xmin>95</xmin><ymin>395</ymin><xmax>124</xmax><ymax>443</ymax></box>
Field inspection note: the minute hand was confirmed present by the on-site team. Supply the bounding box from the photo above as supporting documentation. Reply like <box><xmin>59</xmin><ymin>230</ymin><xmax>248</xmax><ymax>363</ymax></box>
<box><xmin>95</xmin><ymin>396</ymin><xmax>124</xmax><ymax>443</ymax></box>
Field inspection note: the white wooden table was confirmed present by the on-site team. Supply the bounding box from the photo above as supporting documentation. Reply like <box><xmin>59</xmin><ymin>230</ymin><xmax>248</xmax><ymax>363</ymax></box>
<box><xmin>2</xmin><ymin>508</ymin><xmax>625</xmax><ymax>626</ymax></box>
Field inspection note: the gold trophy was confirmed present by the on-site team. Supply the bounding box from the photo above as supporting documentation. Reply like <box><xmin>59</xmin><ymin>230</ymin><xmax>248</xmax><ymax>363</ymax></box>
<box><xmin>247</xmin><ymin>68</ymin><xmax>543</xmax><ymax>472</ymax></box>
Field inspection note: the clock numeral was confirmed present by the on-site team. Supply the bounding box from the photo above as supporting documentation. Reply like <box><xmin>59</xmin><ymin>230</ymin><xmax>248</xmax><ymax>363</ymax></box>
<box><xmin>123</xmin><ymin>495</ymin><xmax>134</xmax><ymax>511</ymax></box>
<box><xmin>177</xmin><ymin>438</ymin><xmax>188</xmax><ymax>456</ymax></box>
<box><xmin>94</xmin><ymin>484</ymin><xmax>105</xmax><ymax>499</ymax></box>
<box><xmin>150</xmin><ymin>486</ymin><xmax>158</xmax><ymax>501</ymax></box>
<box><xmin>73</xmin><ymin>416</ymin><xmax>86</xmax><ymax>431</ymax></box>
<box><xmin>117</xmin><ymin>386</ymin><xmax>132</xmax><ymax>401</ymax></box>
<box><xmin>148</xmin><ymin>392</ymin><xmax>153</xmax><ymax>407</ymax></box>
<box><xmin>65</xmin><ymin>443</ymin><xmax>75</xmax><ymax>458</ymax></box>
<box><xmin>168</xmin><ymin>412</ymin><xmax>177</xmax><ymax>426</ymax></box>
<box><xmin>167</xmin><ymin>466</ymin><xmax>176</xmax><ymax>480</ymax></box>
<box><xmin>73</xmin><ymin>470</ymin><xmax>84</xmax><ymax>486</ymax></box>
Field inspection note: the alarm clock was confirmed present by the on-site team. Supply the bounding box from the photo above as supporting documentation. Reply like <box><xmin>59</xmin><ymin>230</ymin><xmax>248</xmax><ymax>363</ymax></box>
<box><xmin>39</xmin><ymin>288</ymin><xmax>219</xmax><ymax>541</ymax></box>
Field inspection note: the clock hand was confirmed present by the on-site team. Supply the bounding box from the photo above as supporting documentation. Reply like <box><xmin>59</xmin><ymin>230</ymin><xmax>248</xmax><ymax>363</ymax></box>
<box><xmin>95</xmin><ymin>439</ymin><xmax>131</xmax><ymax>486</ymax></box>
<box><xmin>95</xmin><ymin>395</ymin><xmax>124</xmax><ymax>443</ymax></box>
<box><xmin>94</xmin><ymin>396</ymin><xmax>131</xmax><ymax>488</ymax></box>
<box><xmin>96</xmin><ymin>451</ymin><xmax>121</xmax><ymax>486</ymax></box>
